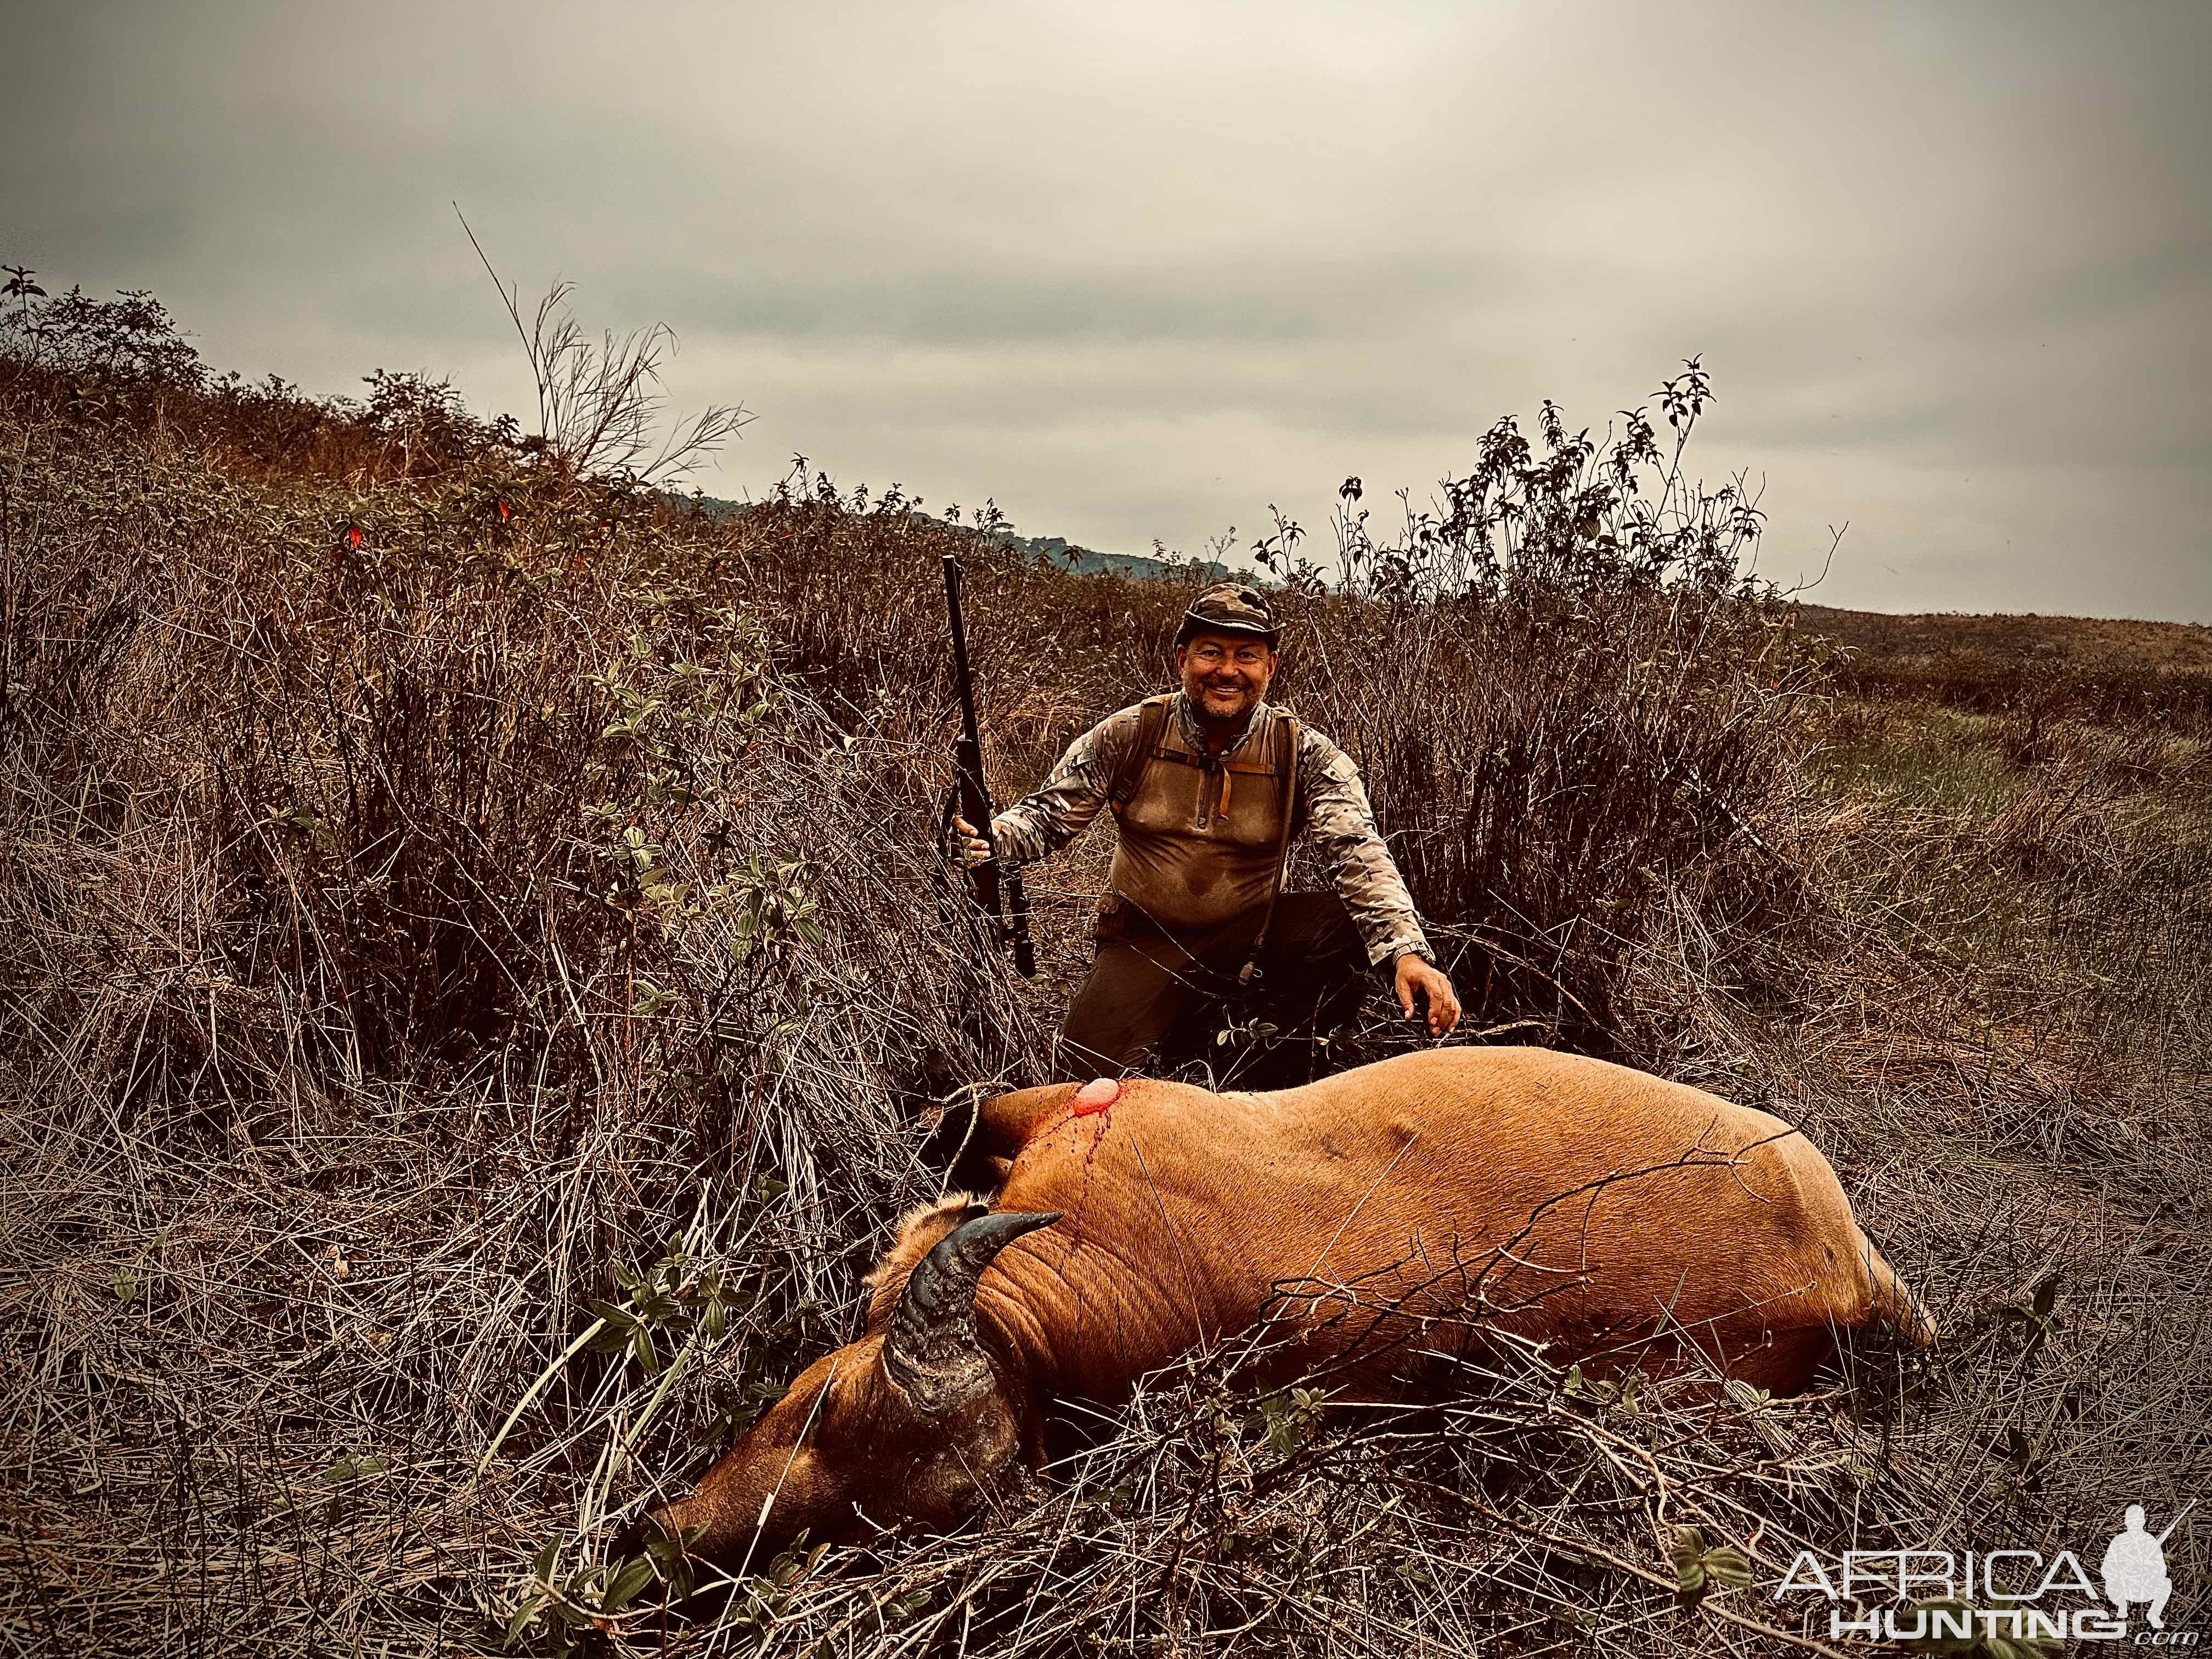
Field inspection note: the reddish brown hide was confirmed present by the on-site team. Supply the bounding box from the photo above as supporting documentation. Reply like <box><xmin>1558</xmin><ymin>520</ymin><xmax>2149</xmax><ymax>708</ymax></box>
<box><xmin>640</xmin><ymin>1047</ymin><xmax>1931</xmax><ymax>1565</ymax></box>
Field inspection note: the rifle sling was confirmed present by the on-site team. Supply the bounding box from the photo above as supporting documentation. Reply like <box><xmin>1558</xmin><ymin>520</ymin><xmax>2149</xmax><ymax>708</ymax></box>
<box><xmin>1106</xmin><ymin>696</ymin><xmax>1175</xmax><ymax>813</ymax></box>
<box><xmin>1237</xmin><ymin>712</ymin><xmax>1301</xmax><ymax>988</ymax></box>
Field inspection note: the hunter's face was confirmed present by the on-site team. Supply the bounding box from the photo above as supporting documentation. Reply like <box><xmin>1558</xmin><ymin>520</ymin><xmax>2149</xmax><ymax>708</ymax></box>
<box><xmin>1177</xmin><ymin>631</ymin><xmax>1277</xmax><ymax>726</ymax></box>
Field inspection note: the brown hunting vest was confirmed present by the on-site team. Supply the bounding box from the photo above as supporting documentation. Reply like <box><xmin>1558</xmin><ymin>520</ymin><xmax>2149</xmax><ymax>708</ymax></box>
<box><xmin>1105</xmin><ymin>695</ymin><xmax>1302</xmax><ymax>935</ymax></box>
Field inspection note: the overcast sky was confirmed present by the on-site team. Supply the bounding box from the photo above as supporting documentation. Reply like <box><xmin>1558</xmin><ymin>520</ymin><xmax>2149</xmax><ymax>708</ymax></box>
<box><xmin>4</xmin><ymin>1</ymin><xmax>2207</xmax><ymax>619</ymax></box>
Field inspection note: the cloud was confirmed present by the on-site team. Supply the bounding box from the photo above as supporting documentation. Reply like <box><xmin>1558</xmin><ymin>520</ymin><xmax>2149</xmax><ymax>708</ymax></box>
<box><xmin>2</xmin><ymin>0</ymin><xmax>2204</xmax><ymax>618</ymax></box>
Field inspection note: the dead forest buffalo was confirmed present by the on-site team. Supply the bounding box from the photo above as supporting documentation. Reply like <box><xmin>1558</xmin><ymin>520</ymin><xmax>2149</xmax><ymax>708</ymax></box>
<box><xmin>638</xmin><ymin>1046</ymin><xmax>1934</xmax><ymax>1565</ymax></box>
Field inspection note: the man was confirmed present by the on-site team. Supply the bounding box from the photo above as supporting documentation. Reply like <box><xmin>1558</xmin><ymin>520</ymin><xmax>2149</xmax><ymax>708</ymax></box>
<box><xmin>953</xmin><ymin>582</ymin><xmax>1461</xmax><ymax>1081</ymax></box>
<box><xmin>2102</xmin><ymin>1505</ymin><xmax>2175</xmax><ymax>1629</ymax></box>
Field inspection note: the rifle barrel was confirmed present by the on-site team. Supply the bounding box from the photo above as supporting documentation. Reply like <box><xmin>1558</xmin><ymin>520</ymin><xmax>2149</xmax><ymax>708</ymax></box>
<box><xmin>941</xmin><ymin>556</ymin><xmax>1036</xmax><ymax>977</ymax></box>
<box><xmin>2156</xmin><ymin>1497</ymin><xmax>2197</xmax><ymax>1545</ymax></box>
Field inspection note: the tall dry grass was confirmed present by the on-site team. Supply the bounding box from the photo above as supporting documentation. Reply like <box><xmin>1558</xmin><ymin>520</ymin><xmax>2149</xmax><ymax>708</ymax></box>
<box><xmin>2</xmin><ymin>290</ymin><xmax>2207</xmax><ymax>1656</ymax></box>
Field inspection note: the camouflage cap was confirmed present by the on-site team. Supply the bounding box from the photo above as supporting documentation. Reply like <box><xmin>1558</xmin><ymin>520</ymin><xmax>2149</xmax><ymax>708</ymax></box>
<box><xmin>1175</xmin><ymin>582</ymin><xmax>1280</xmax><ymax>648</ymax></box>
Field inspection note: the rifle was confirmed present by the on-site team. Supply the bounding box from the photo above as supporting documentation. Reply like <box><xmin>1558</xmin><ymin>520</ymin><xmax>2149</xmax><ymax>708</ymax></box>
<box><xmin>941</xmin><ymin>555</ymin><xmax>1036</xmax><ymax>978</ymax></box>
<box><xmin>2155</xmin><ymin>1498</ymin><xmax>2198</xmax><ymax>1545</ymax></box>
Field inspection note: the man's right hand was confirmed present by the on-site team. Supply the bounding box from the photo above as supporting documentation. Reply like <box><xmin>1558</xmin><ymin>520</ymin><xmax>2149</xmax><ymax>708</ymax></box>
<box><xmin>949</xmin><ymin>814</ymin><xmax>994</xmax><ymax>870</ymax></box>
<box><xmin>1394</xmin><ymin>952</ymin><xmax>1463</xmax><ymax>1037</ymax></box>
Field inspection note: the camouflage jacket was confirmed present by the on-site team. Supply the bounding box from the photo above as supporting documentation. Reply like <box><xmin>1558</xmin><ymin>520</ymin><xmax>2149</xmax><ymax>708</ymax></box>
<box><xmin>991</xmin><ymin>691</ymin><xmax>1432</xmax><ymax>968</ymax></box>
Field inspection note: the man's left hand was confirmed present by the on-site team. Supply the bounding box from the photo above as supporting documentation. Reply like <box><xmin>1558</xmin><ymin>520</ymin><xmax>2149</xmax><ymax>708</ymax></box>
<box><xmin>1394</xmin><ymin>953</ymin><xmax>1462</xmax><ymax>1037</ymax></box>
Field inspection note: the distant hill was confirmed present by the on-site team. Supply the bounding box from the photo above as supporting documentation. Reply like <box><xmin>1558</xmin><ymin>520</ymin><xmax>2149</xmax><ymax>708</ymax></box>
<box><xmin>1795</xmin><ymin>605</ymin><xmax>2212</xmax><ymax>675</ymax></box>
<box><xmin>1795</xmin><ymin>603</ymin><xmax>2212</xmax><ymax>722</ymax></box>
<box><xmin>681</xmin><ymin>494</ymin><xmax>1233</xmax><ymax>584</ymax></box>
<box><xmin>973</xmin><ymin>526</ymin><xmax>1238</xmax><ymax>584</ymax></box>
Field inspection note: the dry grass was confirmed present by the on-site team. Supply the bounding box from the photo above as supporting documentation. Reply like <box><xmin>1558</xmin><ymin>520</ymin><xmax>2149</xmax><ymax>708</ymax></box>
<box><xmin>2</xmin><ymin>308</ymin><xmax>2208</xmax><ymax>1657</ymax></box>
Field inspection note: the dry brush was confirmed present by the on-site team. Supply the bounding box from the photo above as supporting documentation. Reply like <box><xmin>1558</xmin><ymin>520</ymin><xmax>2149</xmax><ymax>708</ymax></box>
<box><xmin>2</xmin><ymin>307</ymin><xmax>2207</xmax><ymax>1656</ymax></box>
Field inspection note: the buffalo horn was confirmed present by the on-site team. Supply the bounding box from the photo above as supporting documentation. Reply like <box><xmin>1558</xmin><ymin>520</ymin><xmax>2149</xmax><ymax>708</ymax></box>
<box><xmin>883</xmin><ymin>1208</ymin><xmax>1059</xmax><ymax>1414</ymax></box>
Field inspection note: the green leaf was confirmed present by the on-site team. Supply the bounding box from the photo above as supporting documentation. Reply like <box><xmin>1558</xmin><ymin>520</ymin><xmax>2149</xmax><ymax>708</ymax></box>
<box><xmin>322</xmin><ymin>1453</ymin><xmax>388</xmax><ymax>1485</ymax></box>
<box><xmin>504</xmin><ymin>1590</ymin><xmax>545</xmax><ymax>1647</ymax></box>
<box><xmin>110</xmin><ymin>1266</ymin><xmax>137</xmax><ymax>1302</ymax></box>
<box><xmin>883</xmin><ymin>1588</ymin><xmax>932</xmax><ymax>1624</ymax></box>
<box><xmin>600</xmin><ymin>1555</ymin><xmax>656</xmax><ymax>1613</ymax></box>
<box><xmin>1723</xmin><ymin>1378</ymin><xmax>1770</xmax><ymax>1410</ymax></box>
<box><xmin>584</xmin><ymin>1303</ymin><xmax>635</xmax><ymax>1352</ymax></box>
<box><xmin>1702</xmin><ymin>1545</ymin><xmax>1754</xmax><ymax>1589</ymax></box>
<box><xmin>1669</xmin><ymin>1526</ymin><xmax>1710</xmax><ymax>1595</ymax></box>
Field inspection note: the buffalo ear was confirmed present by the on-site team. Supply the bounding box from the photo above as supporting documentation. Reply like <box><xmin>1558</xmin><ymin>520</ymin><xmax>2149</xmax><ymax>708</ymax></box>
<box><xmin>882</xmin><ymin>1209</ymin><xmax>1059</xmax><ymax>1415</ymax></box>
